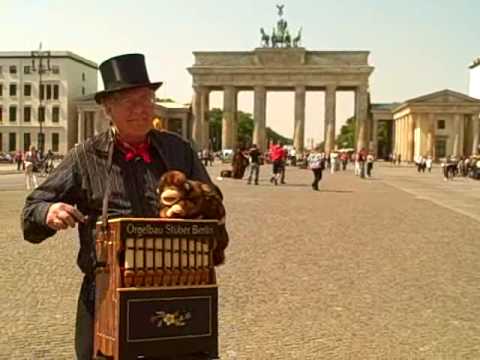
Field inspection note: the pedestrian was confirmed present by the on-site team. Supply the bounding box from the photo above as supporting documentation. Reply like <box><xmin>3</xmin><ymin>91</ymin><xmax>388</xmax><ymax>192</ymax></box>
<box><xmin>246</xmin><ymin>144</ymin><xmax>261</xmax><ymax>185</ymax></box>
<box><xmin>15</xmin><ymin>149</ymin><xmax>23</xmax><ymax>171</ymax></box>
<box><xmin>24</xmin><ymin>145</ymin><xmax>39</xmax><ymax>190</ymax></box>
<box><xmin>340</xmin><ymin>152</ymin><xmax>348</xmax><ymax>170</ymax></box>
<box><xmin>330</xmin><ymin>152</ymin><xmax>338</xmax><ymax>174</ymax></box>
<box><xmin>269</xmin><ymin>142</ymin><xmax>284</xmax><ymax>186</ymax></box>
<box><xmin>232</xmin><ymin>147</ymin><xmax>249</xmax><ymax>179</ymax></box>
<box><xmin>366</xmin><ymin>153</ymin><xmax>375</xmax><ymax>177</ymax></box>
<box><xmin>202</xmin><ymin>148</ymin><xmax>209</xmax><ymax>167</ymax></box>
<box><xmin>426</xmin><ymin>155</ymin><xmax>433</xmax><ymax>173</ymax></box>
<box><xmin>21</xmin><ymin>53</ymin><xmax>229</xmax><ymax>360</ymax></box>
<box><xmin>307</xmin><ymin>149</ymin><xmax>325</xmax><ymax>191</ymax></box>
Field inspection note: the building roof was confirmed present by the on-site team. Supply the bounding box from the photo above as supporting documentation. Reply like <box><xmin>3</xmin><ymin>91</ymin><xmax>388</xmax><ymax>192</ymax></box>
<box><xmin>392</xmin><ymin>89</ymin><xmax>480</xmax><ymax>113</ymax></box>
<box><xmin>371</xmin><ymin>103</ymin><xmax>401</xmax><ymax>111</ymax></box>
<box><xmin>0</xmin><ymin>51</ymin><xmax>97</xmax><ymax>69</ymax></box>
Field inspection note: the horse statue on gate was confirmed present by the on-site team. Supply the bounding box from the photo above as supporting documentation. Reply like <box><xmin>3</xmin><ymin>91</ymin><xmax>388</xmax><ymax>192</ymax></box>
<box><xmin>260</xmin><ymin>28</ymin><xmax>270</xmax><ymax>47</ymax></box>
<box><xmin>271</xmin><ymin>28</ymin><xmax>278</xmax><ymax>48</ymax></box>
<box><xmin>293</xmin><ymin>27</ymin><xmax>302</xmax><ymax>47</ymax></box>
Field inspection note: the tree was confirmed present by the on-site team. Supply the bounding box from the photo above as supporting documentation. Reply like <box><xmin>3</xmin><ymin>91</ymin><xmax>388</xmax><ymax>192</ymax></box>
<box><xmin>207</xmin><ymin>108</ymin><xmax>292</xmax><ymax>150</ymax></box>
<box><xmin>336</xmin><ymin>116</ymin><xmax>356</xmax><ymax>149</ymax></box>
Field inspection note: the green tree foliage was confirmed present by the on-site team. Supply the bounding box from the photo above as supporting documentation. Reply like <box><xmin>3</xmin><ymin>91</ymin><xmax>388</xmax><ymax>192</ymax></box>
<box><xmin>208</xmin><ymin>108</ymin><xmax>292</xmax><ymax>150</ymax></box>
<box><xmin>336</xmin><ymin>116</ymin><xmax>356</xmax><ymax>148</ymax></box>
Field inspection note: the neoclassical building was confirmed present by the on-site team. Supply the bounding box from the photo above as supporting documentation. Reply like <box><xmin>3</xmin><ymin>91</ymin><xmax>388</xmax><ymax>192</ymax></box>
<box><xmin>371</xmin><ymin>89</ymin><xmax>480</xmax><ymax>160</ymax></box>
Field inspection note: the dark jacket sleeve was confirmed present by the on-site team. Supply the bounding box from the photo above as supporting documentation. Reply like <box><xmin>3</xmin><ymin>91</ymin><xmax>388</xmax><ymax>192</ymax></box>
<box><xmin>21</xmin><ymin>148</ymin><xmax>81</xmax><ymax>243</ymax></box>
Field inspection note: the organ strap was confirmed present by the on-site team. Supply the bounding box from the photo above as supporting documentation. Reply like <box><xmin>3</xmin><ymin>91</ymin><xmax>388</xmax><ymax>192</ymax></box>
<box><xmin>96</xmin><ymin>129</ymin><xmax>115</xmax><ymax>270</ymax></box>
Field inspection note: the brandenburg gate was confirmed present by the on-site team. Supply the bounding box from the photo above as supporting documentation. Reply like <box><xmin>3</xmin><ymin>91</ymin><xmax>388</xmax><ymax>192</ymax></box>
<box><xmin>188</xmin><ymin>48</ymin><xmax>374</xmax><ymax>152</ymax></box>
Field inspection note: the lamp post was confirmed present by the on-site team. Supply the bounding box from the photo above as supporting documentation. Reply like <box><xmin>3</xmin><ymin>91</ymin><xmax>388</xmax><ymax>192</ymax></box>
<box><xmin>31</xmin><ymin>43</ymin><xmax>51</xmax><ymax>154</ymax></box>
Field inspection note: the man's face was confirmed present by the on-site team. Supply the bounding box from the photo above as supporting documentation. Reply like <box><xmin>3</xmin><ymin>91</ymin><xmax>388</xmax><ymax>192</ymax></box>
<box><xmin>103</xmin><ymin>87</ymin><xmax>155</xmax><ymax>139</ymax></box>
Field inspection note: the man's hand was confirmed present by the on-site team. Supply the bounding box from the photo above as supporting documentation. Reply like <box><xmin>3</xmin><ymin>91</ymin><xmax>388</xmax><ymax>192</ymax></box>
<box><xmin>46</xmin><ymin>203</ymin><xmax>85</xmax><ymax>230</ymax></box>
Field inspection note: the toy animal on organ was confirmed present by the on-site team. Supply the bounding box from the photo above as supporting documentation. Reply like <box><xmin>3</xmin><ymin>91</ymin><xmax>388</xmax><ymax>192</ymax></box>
<box><xmin>157</xmin><ymin>170</ymin><xmax>226</xmax><ymax>222</ymax></box>
<box><xmin>157</xmin><ymin>170</ymin><xmax>228</xmax><ymax>265</ymax></box>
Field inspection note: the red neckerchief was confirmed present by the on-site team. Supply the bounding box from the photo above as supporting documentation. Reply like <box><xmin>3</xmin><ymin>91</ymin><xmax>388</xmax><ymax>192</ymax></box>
<box><xmin>116</xmin><ymin>137</ymin><xmax>152</xmax><ymax>164</ymax></box>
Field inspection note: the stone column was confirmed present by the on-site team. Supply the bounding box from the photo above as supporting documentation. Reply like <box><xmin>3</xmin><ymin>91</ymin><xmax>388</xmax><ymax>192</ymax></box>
<box><xmin>472</xmin><ymin>114</ymin><xmax>479</xmax><ymax>155</ymax></box>
<box><xmin>222</xmin><ymin>86</ymin><xmax>236</xmax><ymax>150</ymax></box>
<box><xmin>407</xmin><ymin>114</ymin><xmax>414</xmax><ymax>162</ymax></box>
<box><xmin>253</xmin><ymin>86</ymin><xmax>267</xmax><ymax>152</ymax></box>
<box><xmin>294</xmin><ymin>86</ymin><xmax>306</xmax><ymax>153</ymax></box>
<box><xmin>77</xmin><ymin>111</ymin><xmax>85</xmax><ymax>144</ymax></box>
<box><xmin>355</xmin><ymin>84</ymin><xmax>369</xmax><ymax>151</ymax></box>
<box><xmin>426</xmin><ymin>113</ymin><xmax>435</xmax><ymax>157</ymax></box>
<box><xmin>452</xmin><ymin>113</ymin><xmax>461</xmax><ymax>157</ymax></box>
<box><xmin>200</xmin><ymin>88</ymin><xmax>210</xmax><ymax>149</ymax></box>
<box><xmin>191</xmin><ymin>86</ymin><xmax>203</xmax><ymax>150</ymax></box>
<box><xmin>324</xmin><ymin>85</ymin><xmax>336</xmax><ymax>153</ymax></box>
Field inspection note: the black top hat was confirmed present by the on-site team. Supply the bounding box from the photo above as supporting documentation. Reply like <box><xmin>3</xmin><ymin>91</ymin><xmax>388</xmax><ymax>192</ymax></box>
<box><xmin>94</xmin><ymin>53</ymin><xmax>162</xmax><ymax>104</ymax></box>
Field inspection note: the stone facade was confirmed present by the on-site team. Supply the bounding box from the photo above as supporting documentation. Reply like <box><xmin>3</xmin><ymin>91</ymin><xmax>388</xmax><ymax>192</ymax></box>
<box><xmin>188</xmin><ymin>48</ymin><xmax>374</xmax><ymax>152</ymax></box>
<box><xmin>371</xmin><ymin>90</ymin><xmax>480</xmax><ymax>161</ymax></box>
<box><xmin>0</xmin><ymin>51</ymin><xmax>97</xmax><ymax>154</ymax></box>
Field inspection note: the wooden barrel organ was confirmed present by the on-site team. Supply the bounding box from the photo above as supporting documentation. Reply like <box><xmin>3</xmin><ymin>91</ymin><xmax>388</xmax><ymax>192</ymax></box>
<box><xmin>94</xmin><ymin>218</ymin><xmax>219</xmax><ymax>360</ymax></box>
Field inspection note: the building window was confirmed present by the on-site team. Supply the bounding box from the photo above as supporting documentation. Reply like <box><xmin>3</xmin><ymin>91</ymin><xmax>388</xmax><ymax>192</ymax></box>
<box><xmin>46</xmin><ymin>84</ymin><xmax>52</xmax><ymax>100</ymax></box>
<box><xmin>0</xmin><ymin>106</ymin><xmax>2</xmax><ymax>122</ymax></box>
<box><xmin>437</xmin><ymin>120</ymin><xmax>446</xmax><ymax>130</ymax></box>
<box><xmin>0</xmin><ymin>66</ymin><xmax>2</xmax><ymax>74</ymax></box>
<box><xmin>9</xmin><ymin>133</ymin><xmax>16</xmax><ymax>151</ymax></box>
<box><xmin>40</xmin><ymin>84</ymin><xmax>45</xmax><ymax>100</ymax></box>
<box><xmin>9</xmin><ymin>83</ymin><xmax>17</xmax><ymax>96</ymax></box>
<box><xmin>38</xmin><ymin>106</ymin><xmax>45</xmax><ymax>123</ymax></box>
<box><xmin>9</xmin><ymin>106</ymin><xmax>17</xmax><ymax>122</ymax></box>
<box><xmin>0</xmin><ymin>133</ymin><xmax>2</xmax><ymax>152</ymax></box>
<box><xmin>9</xmin><ymin>65</ymin><xmax>17</xmax><ymax>74</ymax></box>
<box><xmin>82</xmin><ymin>86</ymin><xmax>85</xmax><ymax>95</ymax></box>
<box><xmin>0</xmin><ymin>83</ymin><xmax>3</xmax><ymax>97</ymax></box>
<box><xmin>23</xmin><ymin>133</ymin><xmax>31</xmax><ymax>151</ymax></box>
<box><xmin>24</xmin><ymin>106</ymin><xmax>31</xmax><ymax>122</ymax></box>
<box><xmin>24</xmin><ymin>83</ymin><xmax>32</xmax><ymax>97</ymax></box>
<box><xmin>82</xmin><ymin>72</ymin><xmax>86</xmax><ymax>81</ymax></box>
<box><xmin>53</xmin><ymin>84</ymin><xmax>59</xmax><ymax>100</ymax></box>
<box><xmin>24</xmin><ymin>66</ymin><xmax>31</xmax><ymax>74</ymax></box>
<box><xmin>52</xmin><ymin>65</ymin><xmax>60</xmax><ymax>74</ymax></box>
<box><xmin>52</xmin><ymin>133</ymin><xmax>59</xmax><ymax>152</ymax></box>
<box><xmin>52</xmin><ymin>106</ymin><xmax>60</xmax><ymax>122</ymax></box>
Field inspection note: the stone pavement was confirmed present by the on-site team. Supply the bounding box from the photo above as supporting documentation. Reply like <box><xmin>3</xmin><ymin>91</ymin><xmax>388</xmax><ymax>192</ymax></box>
<box><xmin>1</xmin><ymin>164</ymin><xmax>479</xmax><ymax>359</ymax></box>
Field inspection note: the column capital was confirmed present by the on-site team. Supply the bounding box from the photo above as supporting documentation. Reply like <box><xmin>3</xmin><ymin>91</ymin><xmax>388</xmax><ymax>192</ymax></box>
<box><xmin>295</xmin><ymin>85</ymin><xmax>306</xmax><ymax>93</ymax></box>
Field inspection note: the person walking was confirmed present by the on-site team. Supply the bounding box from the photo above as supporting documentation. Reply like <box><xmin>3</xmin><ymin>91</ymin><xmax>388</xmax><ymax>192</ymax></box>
<box><xmin>15</xmin><ymin>150</ymin><xmax>23</xmax><ymax>171</ymax></box>
<box><xmin>426</xmin><ymin>155</ymin><xmax>433</xmax><ymax>173</ymax></box>
<box><xmin>308</xmin><ymin>150</ymin><xmax>325</xmax><ymax>191</ymax></box>
<box><xmin>246</xmin><ymin>144</ymin><xmax>261</xmax><ymax>185</ymax></box>
<box><xmin>24</xmin><ymin>145</ymin><xmax>39</xmax><ymax>190</ymax></box>
<box><xmin>269</xmin><ymin>142</ymin><xmax>284</xmax><ymax>186</ymax></box>
<box><xmin>366</xmin><ymin>153</ymin><xmax>375</xmax><ymax>177</ymax></box>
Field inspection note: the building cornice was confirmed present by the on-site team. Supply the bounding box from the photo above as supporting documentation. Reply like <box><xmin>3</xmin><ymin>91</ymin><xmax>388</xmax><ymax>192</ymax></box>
<box><xmin>0</xmin><ymin>51</ymin><xmax>97</xmax><ymax>70</ymax></box>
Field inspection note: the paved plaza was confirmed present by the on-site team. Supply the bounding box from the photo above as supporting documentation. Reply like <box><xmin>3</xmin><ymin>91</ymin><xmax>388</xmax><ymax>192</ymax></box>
<box><xmin>1</xmin><ymin>163</ymin><xmax>480</xmax><ymax>359</ymax></box>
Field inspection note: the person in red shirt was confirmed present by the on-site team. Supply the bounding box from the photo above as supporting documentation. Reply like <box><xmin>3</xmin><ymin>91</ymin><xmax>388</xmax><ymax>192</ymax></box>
<box><xmin>269</xmin><ymin>142</ymin><xmax>285</xmax><ymax>185</ymax></box>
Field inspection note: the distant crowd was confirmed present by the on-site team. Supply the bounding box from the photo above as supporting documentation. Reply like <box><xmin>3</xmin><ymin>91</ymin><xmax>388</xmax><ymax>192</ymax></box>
<box><xmin>203</xmin><ymin>144</ymin><xmax>377</xmax><ymax>191</ymax></box>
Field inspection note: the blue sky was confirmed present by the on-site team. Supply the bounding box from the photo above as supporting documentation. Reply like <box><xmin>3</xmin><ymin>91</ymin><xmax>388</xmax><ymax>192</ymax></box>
<box><xmin>3</xmin><ymin>0</ymin><xmax>479</xmax><ymax>142</ymax></box>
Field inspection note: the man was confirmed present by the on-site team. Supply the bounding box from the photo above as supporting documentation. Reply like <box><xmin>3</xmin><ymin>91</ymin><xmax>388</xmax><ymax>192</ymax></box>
<box><xmin>307</xmin><ymin>149</ymin><xmax>325</xmax><ymax>191</ymax></box>
<box><xmin>21</xmin><ymin>54</ymin><xmax>228</xmax><ymax>360</ymax></box>
<box><xmin>246</xmin><ymin>144</ymin><xmax>261</xmax><ymax>185</ymax></box>
<box><xmin>269</xmin><ymin>142</ymin><xmax>284</xmax><ymax>185</ymax></box>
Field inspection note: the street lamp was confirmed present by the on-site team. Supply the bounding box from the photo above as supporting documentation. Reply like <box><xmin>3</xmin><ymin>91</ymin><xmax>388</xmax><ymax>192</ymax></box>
<box><xmin>31</xmin><ymin>43</ymin><xmax>51</xmax><ymax>154</ymax></box>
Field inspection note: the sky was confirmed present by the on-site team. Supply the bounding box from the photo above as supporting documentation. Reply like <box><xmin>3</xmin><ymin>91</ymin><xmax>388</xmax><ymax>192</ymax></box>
<box><xmin>2</xmin><ymin>0</ymin><xmax>479</xmax><ymax>144</ymax></box>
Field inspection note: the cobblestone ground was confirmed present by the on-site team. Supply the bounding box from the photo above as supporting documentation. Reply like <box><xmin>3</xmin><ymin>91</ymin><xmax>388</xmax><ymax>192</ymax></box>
<box><xmin>1</xmin><ymin>164</ymin><xmax>479</xmax><ymax>359</ymax></box>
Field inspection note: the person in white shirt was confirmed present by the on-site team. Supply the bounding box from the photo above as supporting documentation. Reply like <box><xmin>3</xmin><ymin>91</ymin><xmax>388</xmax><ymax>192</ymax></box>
<box><xmin>24</xmin><ymin>145</ymin><xmax>39</xmax><ymax>190</ymax></box>
<box><xmin>425</xmin><ymin>156</ymin><xmax>433</xmax><ymax>173</ymax></box>
<box><xmin>308</xmin><ymin>150</ymin><xmax>325</xmax><ymax>191</ymax></box>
